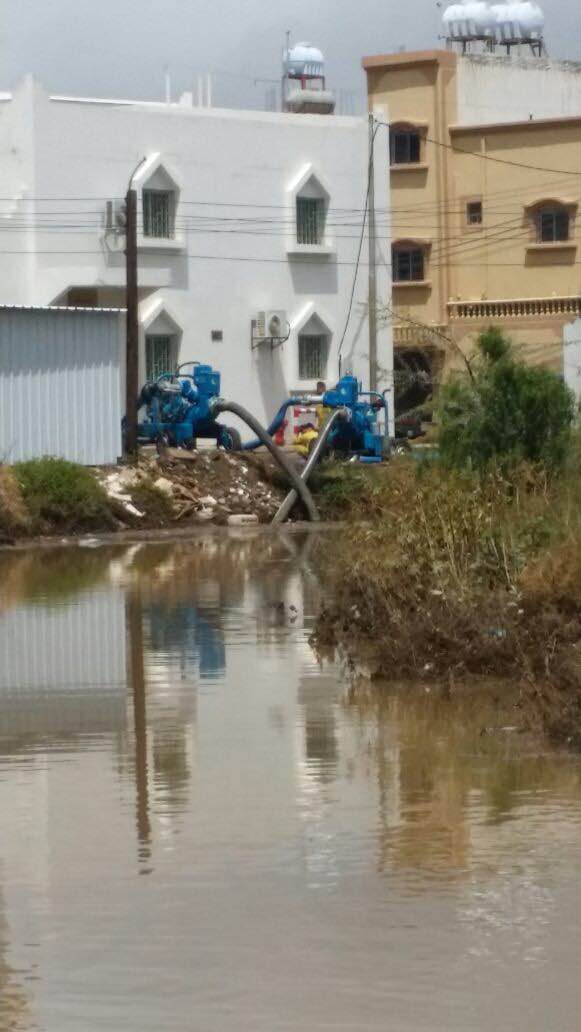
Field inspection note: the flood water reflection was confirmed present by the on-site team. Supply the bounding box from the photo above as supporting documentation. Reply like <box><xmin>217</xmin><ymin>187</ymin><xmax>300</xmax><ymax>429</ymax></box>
<box><xmin>0</xmin><ymin>533</ymin><xmax>581</xmax><ymax>1030</ymax></box>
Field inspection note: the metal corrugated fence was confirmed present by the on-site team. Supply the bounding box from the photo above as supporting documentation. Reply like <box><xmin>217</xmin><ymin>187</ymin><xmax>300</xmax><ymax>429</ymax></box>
<box><xmin>0</xmin><ymin>306</ymin><xmax>124</xmax><ymax>465</ymax></box>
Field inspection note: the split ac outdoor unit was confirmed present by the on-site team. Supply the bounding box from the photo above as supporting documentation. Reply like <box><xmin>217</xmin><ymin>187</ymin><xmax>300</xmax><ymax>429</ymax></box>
<box><xmin>256</xmin><ymin>310</ymin><xmax>288</xmax><ymax>339</ymax></box>
<box><xmin>105</xmin><ymin>199</ymin><xmax>127</xmax><ymax>231</ymax></box>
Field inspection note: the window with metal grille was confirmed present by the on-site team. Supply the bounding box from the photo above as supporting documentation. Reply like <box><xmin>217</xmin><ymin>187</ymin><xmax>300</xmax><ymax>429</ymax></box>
<box><xmin>390</xmin><ymin>130</ymin><xmax>421</xmax><ymax>165</ymax></box>
<box><xmin>467</xmin><ymin>201</ymin><xmax>483</xmax><ymax>226</ymax></box>
<box><xmin>143</xmin><ymin>190</ymin><xmax>174</xmax><ymax>238</ymax></box>
<box><xmin>146</xmin><ymin>335</ymin><xmax>173</xmax><ymax>381</ymax></box>
<box><xmin>392</xmin><ymin>247</ymin><xmax>425</xmax><ymax>282</ymax></box>
<box><xmin>296</xmin><ymin>197</ymin><xmax>326</xmax><ymax>245</ymax></box>
<box><xmin>537</xmin><ymin>207</ymin><xmax>569</xmax><ymax>243</ymax></box>
<box><xmin>298</xmin><ymin>335</ymin><xmax>328</xmax><ymax>380</ymax></box>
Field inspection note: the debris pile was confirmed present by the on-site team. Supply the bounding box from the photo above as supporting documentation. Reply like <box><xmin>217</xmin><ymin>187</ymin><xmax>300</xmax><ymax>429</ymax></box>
<box><xmin>100</xmin><ymin>468</ymin><xmax>146</xmax><ymax>520</ymax></box>
<box><xmin>98</xmin><ymin>448</ymin><xmax>295</xmax><ymax>528</ymax></box>
<box><xmin>159</xmin><ymin>449</ymin><xmax>290</xmax><ymax>525</ymax></box>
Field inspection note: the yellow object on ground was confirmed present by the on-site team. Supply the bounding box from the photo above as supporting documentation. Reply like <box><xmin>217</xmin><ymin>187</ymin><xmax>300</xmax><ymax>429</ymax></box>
<box><xmin>294</xmin><ymin>426</ymin><xmax>319</xmax><ymax>458</ymax></box>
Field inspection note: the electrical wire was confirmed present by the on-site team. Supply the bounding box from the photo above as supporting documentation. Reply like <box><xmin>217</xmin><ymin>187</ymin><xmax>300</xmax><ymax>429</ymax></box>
<box><xmin>374</xmin><ymin>117</ymin><xmax>581</xmax><ymax>177</ymax></box>
<box><xmin>337</xmin><ymin>122</ymin><xmax>382</xmax><ymax>368</ymax></box>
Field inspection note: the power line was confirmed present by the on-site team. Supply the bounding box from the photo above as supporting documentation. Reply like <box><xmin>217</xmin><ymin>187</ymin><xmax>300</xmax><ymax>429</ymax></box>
<box><xmin>375</xmin><ymin>117</ymin><xmax>581</xmax><ymax>177</ymax></box>
<box><xmin>337</xmin><ymin>122</ymin><xmax>382</xmax><ymax>367</ymax></box>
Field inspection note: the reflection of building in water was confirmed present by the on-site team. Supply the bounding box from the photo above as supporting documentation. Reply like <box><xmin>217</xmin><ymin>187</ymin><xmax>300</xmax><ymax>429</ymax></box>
<box><xmin>146</xmin><ymin>604</ymin><xmax>226</xmax><ymax>681</ymax></box>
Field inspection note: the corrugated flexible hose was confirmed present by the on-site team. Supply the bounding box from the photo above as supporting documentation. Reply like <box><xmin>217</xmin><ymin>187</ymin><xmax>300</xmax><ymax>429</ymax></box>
<box><xmin>211</xmin><ymin>398</ymin><xmax>319</xmax><ymax>523</ymax></box>
<box><xmin>272</xmin><ymin>408</ymin><xmax>349</xmax><ymax>524</ymax></box>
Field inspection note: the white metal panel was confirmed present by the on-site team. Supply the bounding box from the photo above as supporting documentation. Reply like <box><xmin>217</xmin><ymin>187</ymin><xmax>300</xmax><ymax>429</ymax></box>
<box><xmin>564</xmin><ymin>319</ymin><xmax>581</xmax><ymax>409</ymax></box>
<box><xmin>0</xmin><ymin>307</ymin><xmax>124</xmax><ymax>465</ymax></box>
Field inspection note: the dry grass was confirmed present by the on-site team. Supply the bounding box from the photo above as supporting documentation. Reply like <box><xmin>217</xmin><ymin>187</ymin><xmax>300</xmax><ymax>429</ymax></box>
<box><xmin>313</xmin><ymin>459</ymin><xmax>581</xmax><ymax>745</ymax></box>
<box><xmin>0</xmin><ymin>466</ymin><xmax>30</xmax><ymax>540</ymax></box>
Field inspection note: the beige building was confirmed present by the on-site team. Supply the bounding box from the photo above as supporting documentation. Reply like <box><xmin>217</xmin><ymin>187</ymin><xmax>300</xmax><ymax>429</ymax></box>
<box><xmin>364</xmin><ymin>49</ymin><xmax>581</xmax><ymax>401</ymax></box>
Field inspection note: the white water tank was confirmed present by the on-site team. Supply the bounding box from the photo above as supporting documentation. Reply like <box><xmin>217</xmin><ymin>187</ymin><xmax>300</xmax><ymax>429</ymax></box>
<box><xmin>443</xmin><ymin>1</ymin><xmax>495</xmax><ymax>38</ymax></box>
<box><xmin>286</xmin><ymin>43</ymin><xmax>325</xmax><ymax>79</ymax></box>
<box><xmin>491</xmin><ymin>2</ymin><xmax>545</xmax><ymax>40</ymax></box>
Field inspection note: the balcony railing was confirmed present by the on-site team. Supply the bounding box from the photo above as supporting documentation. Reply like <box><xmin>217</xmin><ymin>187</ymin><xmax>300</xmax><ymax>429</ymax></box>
<box><xmin>448</xmin><ymin>296</ymin><xmax>581</xmax><ymax>321</ymax></box>
<box><xmin>393</xmin><ymin>323</ymin><xmax>447</xmax><ymax>347</ymax></box>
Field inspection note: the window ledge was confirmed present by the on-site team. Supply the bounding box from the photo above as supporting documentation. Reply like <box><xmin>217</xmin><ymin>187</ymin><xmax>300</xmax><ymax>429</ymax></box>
<box><xmin>526</xmin><ymin>241</ymin><xmax>577</xmax><ymax>252</ymax></box>
<box><xmin>137</xmin><ymin>235</ymin><xmax>186</xmax><ymax>253</ymax></box>
<box><xmin>287</xmin><ymin>243</ymin><xmax>336</xmax><ymax>259</ymax></box>
<box><xmin>393</xmin><ymin>279</ymin><xmax>432</xmax><ymax>289</ymax></box>
<box><xmin>390</xmin><ymin>163</ymin><xmax>429</xmax><ymax>173</ymax></box>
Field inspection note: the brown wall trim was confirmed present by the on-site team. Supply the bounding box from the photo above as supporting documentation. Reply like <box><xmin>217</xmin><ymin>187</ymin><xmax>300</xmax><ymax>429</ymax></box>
<box><xmin>450</xmin><ymin>114</ymin><xmax>581</xmax><ymax>136</ymax></box>
<box><xmin>362</xmin><ymin>49</ymin><xmax>457</xmax><ymax>72</ymax></box>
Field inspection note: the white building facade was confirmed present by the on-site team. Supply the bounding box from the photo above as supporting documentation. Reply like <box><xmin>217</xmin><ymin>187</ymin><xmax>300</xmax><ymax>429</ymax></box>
<box><xmin>0</xmin><ymin>78</ymin><xmax>392</xmax><ymax>436</ymax></box>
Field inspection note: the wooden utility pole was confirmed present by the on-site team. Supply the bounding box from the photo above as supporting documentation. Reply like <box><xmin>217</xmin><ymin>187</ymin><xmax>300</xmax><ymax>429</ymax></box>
<box><xmin>124</xmin><ymin>186</ymin><xmax>139</xmax><ymax>458</ymax></box>
<box><xmin>367</xmin><ymin>112</ymin><xmax>378</xmax><ymax>392</ymax></box>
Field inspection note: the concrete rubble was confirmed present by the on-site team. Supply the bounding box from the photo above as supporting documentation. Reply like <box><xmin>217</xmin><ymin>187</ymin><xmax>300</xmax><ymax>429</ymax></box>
<box><xmin>97</xmin><ymin>447</ymin><xmax>298</xmax><ymax>528</ymax></box>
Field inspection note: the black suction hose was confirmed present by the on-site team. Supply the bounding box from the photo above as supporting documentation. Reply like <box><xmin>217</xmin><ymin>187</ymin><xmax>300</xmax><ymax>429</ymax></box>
<box><xmin>211</xmin><ymin>399</ymin><xmax>320</xmax><ymax>523</ymax></box>
<box><xmin>272</xmin><ymin>408</ymin><xmax>350</xmax><ymax>525</ymax></box>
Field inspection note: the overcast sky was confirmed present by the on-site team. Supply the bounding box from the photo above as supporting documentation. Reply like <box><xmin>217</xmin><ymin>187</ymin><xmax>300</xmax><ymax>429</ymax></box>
<box><xmin>0</xmin><ymin>0</ymin><xmax>574</xmax><ymax>111</ymax></box>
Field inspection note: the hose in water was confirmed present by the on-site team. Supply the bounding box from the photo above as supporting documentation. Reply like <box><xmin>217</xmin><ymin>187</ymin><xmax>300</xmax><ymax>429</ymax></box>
<box><xmin>241</xmin><ymin>398</ymin><xmax>302</xmax><ymax>452</ymax></box>
<box><xmin>211</xmin><ymin>398</ymin><xmax>319</xmax><ymax>523</ymax></box>
<box><xmin>272</xmin><ymin>408</ymin><xmax>350</xmax><ymax>525</ymax></box>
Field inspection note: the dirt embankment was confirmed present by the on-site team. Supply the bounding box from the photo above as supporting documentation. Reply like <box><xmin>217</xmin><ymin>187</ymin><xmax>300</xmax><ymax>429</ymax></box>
<box><xmin>0</xmin><ymin>449</ymin><xmax>299</xmax><ymax>546</ymax></box>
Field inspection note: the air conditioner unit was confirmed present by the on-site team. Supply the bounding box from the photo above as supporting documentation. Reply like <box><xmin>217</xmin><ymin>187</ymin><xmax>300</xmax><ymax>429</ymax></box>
<box><xmin>256</xmin><ymin>310</ymin><xmax>288</xmax><ymax>339</ymax></box>
<box><xmin>105</xmin><ymin>199</ymin><xmax>127</xmax><ymax>231</ymax></box>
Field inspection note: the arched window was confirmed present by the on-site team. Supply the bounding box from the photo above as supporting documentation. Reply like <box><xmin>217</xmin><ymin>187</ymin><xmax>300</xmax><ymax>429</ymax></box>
<box><xmin>293</xmin><ymin>310</ymin><xmax>332</xmax><ymax>384</ymax></box>
<box><xmin>536</xmin><ymin>204</ymin><xmax>570</xmax><ymax>243</ymax></box>
<box><xmin>390</xmin><ymin>126</ymin><xmax>421</xmax><ymax>165</ymax></box>
<box><xmin>133</xmin><ymin>155</ymin><xmax>182</xmax><ymax>243</ymax></box>
<box><xmin>296</xmin><ymin>174</ymin><xmax>328</xmax><ymax>245</ymax></box>
<box><xmin>143</xmin><ymin>167</ymin><xmax>178</xmax><ymax>239</ymax></box>
<box><xmin>392</xmin><ymin>242</ymin><xmax>426</xmax><ymax>283</ymax></box>
<box><xmin>525</xmin><ymin>199</ymin><xmax>577</xmax><ymax>246</ymax></box>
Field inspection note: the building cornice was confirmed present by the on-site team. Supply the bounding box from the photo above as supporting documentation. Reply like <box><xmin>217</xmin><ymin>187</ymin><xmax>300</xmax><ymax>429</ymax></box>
<box><xmin>450</xmin><ymin>114</ymin><xmax>581</xmax><ymax>135</ymax></box>
<box><xmin>362</xmin><ymin>49</ymin><xmax>457</xmax><ymax>72</ymax></box>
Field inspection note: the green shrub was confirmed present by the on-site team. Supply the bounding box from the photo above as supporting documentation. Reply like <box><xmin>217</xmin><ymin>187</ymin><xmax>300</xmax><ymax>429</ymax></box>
<box><xmin>14</xmin><ymin>457</ymin><xmax>114</xmax><ymax>532</ymax></box>
<box><xmin>438</xmin><ymin>328</ymin><xmax>575</xmax><ymax>471</ymax></box>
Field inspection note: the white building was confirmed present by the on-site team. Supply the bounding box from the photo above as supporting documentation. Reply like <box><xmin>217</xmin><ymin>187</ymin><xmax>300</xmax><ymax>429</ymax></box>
<box><xmin>0</xmin><ymin>77</ymin><xmax>392</xmax><ymax>435</ymax></box>
<box><xmin>564</xmin><ymin>319</ymin><xmax>581</xmax><ymax>411</ymax></box>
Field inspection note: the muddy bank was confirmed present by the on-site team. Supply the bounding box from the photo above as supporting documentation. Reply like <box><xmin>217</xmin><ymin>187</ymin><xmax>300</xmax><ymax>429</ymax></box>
<box><xmin>0</xmin><ymin>449</ymin><xmax>307</xmax><ymax>546</ymax></box>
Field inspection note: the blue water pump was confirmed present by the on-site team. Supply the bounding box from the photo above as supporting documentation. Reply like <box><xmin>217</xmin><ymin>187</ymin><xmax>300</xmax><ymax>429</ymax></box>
<box><xmin>319</xmin><ymin>376</ymin><xmax>390</xmax><ymax>462</ymax></box>
<box><xmin>136</xmin><ymin>363</ymin><xmax>241</xmax><ymax>452</ymax></box>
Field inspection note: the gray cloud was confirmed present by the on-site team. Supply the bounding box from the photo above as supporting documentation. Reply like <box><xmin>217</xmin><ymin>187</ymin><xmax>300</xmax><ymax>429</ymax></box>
<box><xmin>0</xmin><ymin>0</ymin><xmax>574</xmax><ymax>111</ymax></box>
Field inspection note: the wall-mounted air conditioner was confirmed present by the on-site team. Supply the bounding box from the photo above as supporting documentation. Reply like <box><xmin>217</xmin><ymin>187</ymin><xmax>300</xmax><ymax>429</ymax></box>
<box><xmin>105</xmin><ymin>199</ymin><xmax>127</xmax><ymax>231</ymax></box>
<box><xmin>256</xmin><ymin>310</ymin><xmax>289</xmax><ymax>339</ymax></box>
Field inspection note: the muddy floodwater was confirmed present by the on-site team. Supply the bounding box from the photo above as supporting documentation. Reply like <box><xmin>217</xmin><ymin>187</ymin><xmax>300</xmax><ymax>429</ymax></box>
<box><xmin>1</xmin><ymin>532</ymin><xmax>581</xmax><ymax>1031</ymax></box>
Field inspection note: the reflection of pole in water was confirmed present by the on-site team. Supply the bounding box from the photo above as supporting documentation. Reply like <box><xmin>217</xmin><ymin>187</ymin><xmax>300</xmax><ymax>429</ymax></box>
<box><xmin>0</xmin><ymin>885</ymin><xmax>31</xmax><ymax>1026</ymax></box>
<box><xmin>126</xmin><ymin>591</ymin><xmax>151</xmax><ymax>867</ymax></box>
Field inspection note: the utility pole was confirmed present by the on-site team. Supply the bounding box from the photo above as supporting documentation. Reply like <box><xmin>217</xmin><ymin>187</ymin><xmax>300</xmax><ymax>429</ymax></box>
<box><xmin>367</xmin><ymin>112</ymin><xmax>378</xmax><ymax>392</ymax></box>
<box><xmin>124</xmin><ymin>158</ymin><xmax>146</xmax><ymax>459</ymax></box>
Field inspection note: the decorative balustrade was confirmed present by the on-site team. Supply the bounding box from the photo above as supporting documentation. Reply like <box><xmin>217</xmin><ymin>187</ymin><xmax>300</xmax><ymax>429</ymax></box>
<box><xmin>448</xmin><ymin>296</ymin><xmax>581</xmax><ymax>321</ymax></box>
<box><xmin>393</xmin><ymin>323</ymin><xmax>447</xmax><ymax>347</ymax></box>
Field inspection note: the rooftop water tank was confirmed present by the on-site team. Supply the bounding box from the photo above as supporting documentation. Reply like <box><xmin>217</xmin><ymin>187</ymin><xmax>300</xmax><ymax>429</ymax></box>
<box><xmin>491</xmin><ymin>1</ymin><xmax>545</xmax><ymax>40</ymax></box>
<box><xmin>443</xmin><ymin>1</ymin><xmax>495</xmax><ymax>38</ymax></box>
<box><xmin>286</xmin><ymin>42</ymin><xmax>325</xmax><ymax>78</ymax></box>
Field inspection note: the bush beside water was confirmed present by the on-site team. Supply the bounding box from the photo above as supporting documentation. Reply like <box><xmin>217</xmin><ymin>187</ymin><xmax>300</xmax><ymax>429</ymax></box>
<box><xmin>14</xmin><ymin>457</ymin><xmax>116</xmax><ymax>533</ymax></box>
<box><xmin>315</xmin><ymin>330</ymin><xmax>581</xmax><ymax>747</ymax></box>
